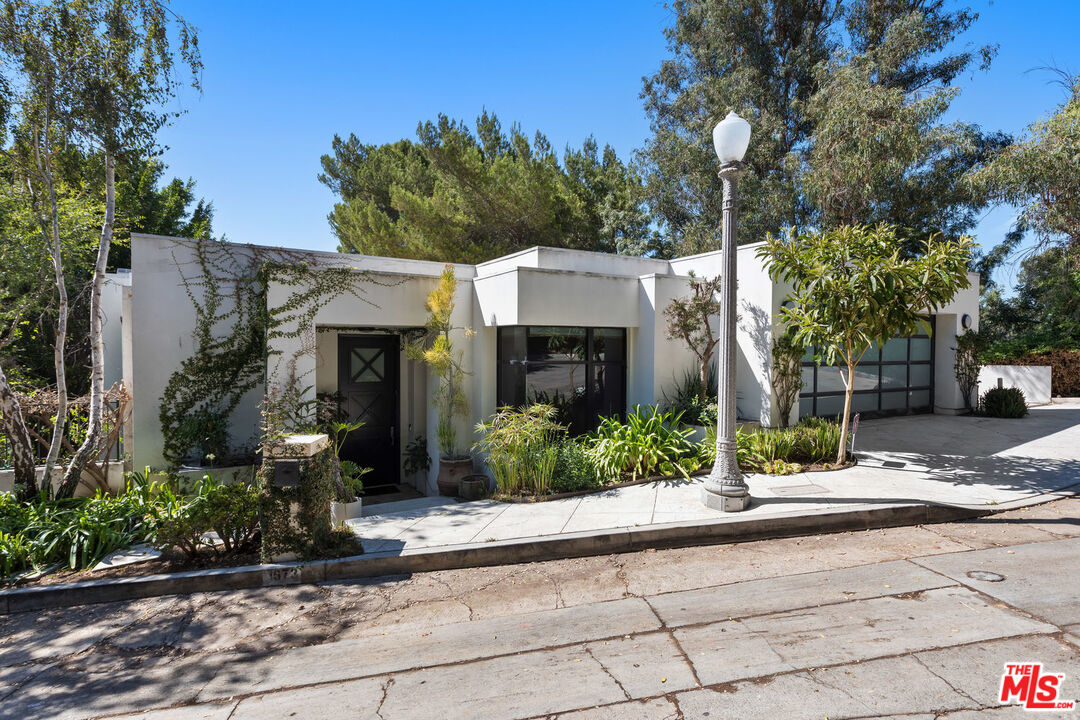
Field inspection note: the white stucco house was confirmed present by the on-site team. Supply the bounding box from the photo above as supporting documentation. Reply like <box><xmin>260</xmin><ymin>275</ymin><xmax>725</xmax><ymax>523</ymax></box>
<box><xmin>119</xmin><ymin>233</ymin><xmax>979</xmax><ymax>498</ymax></box>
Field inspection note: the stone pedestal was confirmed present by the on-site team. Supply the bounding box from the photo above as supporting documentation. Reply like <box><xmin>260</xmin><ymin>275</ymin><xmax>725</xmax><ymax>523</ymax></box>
<box><xmin>261</xmin><ymin>433</ymin><xmax>335</xmax><ymax>563</ymax></box>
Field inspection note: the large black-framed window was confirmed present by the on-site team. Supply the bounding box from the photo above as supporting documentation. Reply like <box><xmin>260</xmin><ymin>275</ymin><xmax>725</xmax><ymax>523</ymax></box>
<box><xmin>798</xmin><ymin>316</ymin><xmax>935</xmax><ymax>420</ymax></box>
<box><xmin>497</xmin><ymin>326</ymin><xmax>626</xmax><ymax>434</ymax></box>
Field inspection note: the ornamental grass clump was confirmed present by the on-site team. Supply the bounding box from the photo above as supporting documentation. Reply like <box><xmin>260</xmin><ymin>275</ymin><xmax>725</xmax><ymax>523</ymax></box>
<box><xmin>701</xmin><ymin>416</ymin><xmax>843</xmax><ymax>475</ymax></box>
<box><xmin>475</xmin><ymin>404</ymin><xmax>565</xmax><ymax>496</ymax></box>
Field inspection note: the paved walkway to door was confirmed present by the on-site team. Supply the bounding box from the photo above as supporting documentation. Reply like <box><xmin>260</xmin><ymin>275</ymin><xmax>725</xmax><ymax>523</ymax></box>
<box><xmin>346</xmin><ymin>400</ymin><xmax>1080</xmax><ymax>554</ymax></box>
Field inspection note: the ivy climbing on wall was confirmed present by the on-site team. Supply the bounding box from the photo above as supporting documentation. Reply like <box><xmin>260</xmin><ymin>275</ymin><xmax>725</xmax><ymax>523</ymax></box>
<box><xmin>158</xmin><ymin>238</ymin><xmax>391</xmax><ymax>467</ymax></box>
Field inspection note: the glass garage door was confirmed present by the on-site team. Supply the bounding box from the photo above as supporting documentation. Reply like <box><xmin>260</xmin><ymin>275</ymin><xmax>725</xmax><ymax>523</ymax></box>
<box><xmin>798</xmin><ymin>316</ymin><xmax>935</xmax><ymax>420</ymax></box>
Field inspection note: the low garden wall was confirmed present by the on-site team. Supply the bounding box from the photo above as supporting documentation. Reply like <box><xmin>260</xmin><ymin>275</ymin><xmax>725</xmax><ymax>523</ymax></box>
<box><xmin>979</xmin><ymin>365</ymin><xmax>1052</xmax><ymax>405</ymax></box>
<box><xmin>0</xmin><ymin>464</ymin><xmax>126</xmax><ymax>497</ymax></box>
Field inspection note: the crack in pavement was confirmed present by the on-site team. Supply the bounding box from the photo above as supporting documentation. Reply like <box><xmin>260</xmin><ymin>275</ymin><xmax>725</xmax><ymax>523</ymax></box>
<box><xmin>911</xmin><ymin>653</ymin><xmax>981</xmax><ymax>707</ymax></box>
<box><xmin>373</xmin><ymin>675</ymin><xmax>395</xmax><ymax>720</ymax></box>
<box><xmin>642</xmin><ymin>597</ymin><xmax>703</xmax><ymax>689</ymax></box>
<box><xmin>582</xmin><ymin>646</ymin><xmax>632</xmax><ymax>701</ymax></box>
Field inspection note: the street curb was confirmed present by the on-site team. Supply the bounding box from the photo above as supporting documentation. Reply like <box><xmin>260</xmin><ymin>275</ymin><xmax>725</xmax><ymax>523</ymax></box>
<box><xmin>3</xmin><ymin>482</ymin><xmax>1078</xmax><ymax>615</ymax></box>
<box><xmin>0</xmin><ymin>499</ymin><xmax>1002</xmax><ymax>615</ymax></box>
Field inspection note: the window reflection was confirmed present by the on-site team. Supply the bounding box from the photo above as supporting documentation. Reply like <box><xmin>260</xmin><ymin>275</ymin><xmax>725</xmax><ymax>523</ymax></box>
<box><xmin>498</xmin><ymin>327</ymin><xmax>626</xmax><ymax>434</ymax></box>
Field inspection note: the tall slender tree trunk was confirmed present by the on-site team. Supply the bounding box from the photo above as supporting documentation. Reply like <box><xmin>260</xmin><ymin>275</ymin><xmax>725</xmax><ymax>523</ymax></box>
<box><xmin>40</xmin><ymin>165</ymin><xmax>68</xmax><ymax>488</ymax></box>
<box><xmin>699</xmin><ymin>347</ymin><xmax>713</xmax><ymax>403</ymax></box>
<box><xmin>60</xmin><ymin>153</ymin><xmax>115</xmax><ymax>498</ymax></box>
<box><xmin>836</xmin><ymin>359</ymin><xmax>854</xmax><ymax>465</ymax></box>
<box><xmin>0</xmin><ymin>364</ymin><xmax>37</xmax><ymax>499</ymax></box>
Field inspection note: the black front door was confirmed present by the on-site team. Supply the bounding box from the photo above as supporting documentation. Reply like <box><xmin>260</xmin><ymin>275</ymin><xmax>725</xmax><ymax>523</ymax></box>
<box><xmin>338</xmin><ymin>335</ymin><xmax>400</xmax><ymax>492</ymax></box>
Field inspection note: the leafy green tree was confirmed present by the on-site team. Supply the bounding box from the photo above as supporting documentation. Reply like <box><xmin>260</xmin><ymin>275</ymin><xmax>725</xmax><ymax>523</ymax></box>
<box><xmin>640</xmin><ymin>0</ymin><xmax>1003</xmax><ymax>255</ymax></box>
<box><xmin>22</xmin><ymin>0</ymin><xmax>202</xmax><ymax>498</ymax></box>
<box><xmin>640</xmin><ymin>0</ymin><xmax>838</xmax><ymax>254</ymax></box>
<box><xmin>802</xmin><ymin>3</ymin><xmax>1006</xmax><ymax>246</ymax></box>
<box><xmin>980</xmin><ymin>244</ymin><xmax>1080</xmax><ymax>357</ymax></box>
<box><xmin>320</xmin><ymin>110</ymin><xmax>651</xmax><ymax>263</ymax></box>
<box><xmin>0</xmin><ymin>154</ymin><xmax>214</xmax><ymax>393</ymax></box>
<box><xmin>759</xmin><ymin>224</ymin><xmax>973</xmax><ymax>462</ymax></box>
<box><xmin>971</xmin><ymin>73</ymin><xmax>1080</xmax><ymax>254</ymax></box>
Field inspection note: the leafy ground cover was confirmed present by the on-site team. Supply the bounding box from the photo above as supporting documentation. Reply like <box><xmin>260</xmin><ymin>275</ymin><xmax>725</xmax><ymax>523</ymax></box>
<box><xmin>476</xmin><ymin>404</ymin><xmax>849</xmax><ymax>500</ymax></box>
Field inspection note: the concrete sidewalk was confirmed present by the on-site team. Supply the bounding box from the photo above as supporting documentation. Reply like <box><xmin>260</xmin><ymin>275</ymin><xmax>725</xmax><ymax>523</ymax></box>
<box><xmin>348</xmin><ymin>400</ymin><xmax>1080</xmax><ymax>554</ymax></box>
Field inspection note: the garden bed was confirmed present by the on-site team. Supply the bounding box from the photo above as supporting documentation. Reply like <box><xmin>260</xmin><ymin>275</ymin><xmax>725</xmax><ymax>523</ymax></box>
<box><xmin>494</xmin><ymin>468</ymin><xmax>711</xmax><ymax>503</ymax></box>
<box><xmin>492</xmin><ymin>455</ymin><xmax>857</xmax><ymax>503</ymax></box>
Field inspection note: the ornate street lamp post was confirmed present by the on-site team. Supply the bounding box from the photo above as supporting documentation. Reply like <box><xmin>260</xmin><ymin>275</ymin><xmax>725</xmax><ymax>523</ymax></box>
<box><xmin>702</xmin><ymin>111</ymin><xmax>752</xmax><ymax>512</ymax></box>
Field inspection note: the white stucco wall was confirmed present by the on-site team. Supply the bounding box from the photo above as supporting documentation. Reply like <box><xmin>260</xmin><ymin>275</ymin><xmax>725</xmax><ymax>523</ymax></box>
<box><xmin>126</xmin><ymin>235</ymin><xmax>268</xmax><ymax>469</ymax></box>
<box><xmin>932</xmin><ymin>272</ymin><xmax>981</xmax><ymax>414</ymax></box>
<box><xmin>102</xmin><ymin>271</ymin><xmax>130</xmax><ymax>392</ymax></box>
<box><xmin>979</xmin><ymin>365</ymin><xmax>1052</xmax><ymax>406</ymax></box>
<box><xmin>124</xmin><ymin>237</ymin><xmax>979</xmax><ymax>487</ymax></box>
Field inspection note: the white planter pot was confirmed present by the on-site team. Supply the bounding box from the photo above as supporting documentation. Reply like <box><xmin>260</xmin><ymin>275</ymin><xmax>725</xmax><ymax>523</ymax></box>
<box><xmin>685</xmin><ymin>424</ymin><xmax>709</xmax><ymax>443</ymax></box>
<box><xmin>331</xmin><ymin>498</ymin><xmax>364</xmax><ymax>525</ymax></box>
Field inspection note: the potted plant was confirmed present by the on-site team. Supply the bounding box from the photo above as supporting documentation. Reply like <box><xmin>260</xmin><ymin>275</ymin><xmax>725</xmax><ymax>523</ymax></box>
<box><xmin>403</xmin><ymin>434</ymin><xmax>432</xmax><ymax>483</ymax></box>
<box><xmin>408</xmin><ymin>265</ymin><xmax>474</xmax><ymax>496</ymax></box>
<box><xmin>328</xmin><ymin>421</ymin><xmax>370</xmax><ymax>523</ymax></box>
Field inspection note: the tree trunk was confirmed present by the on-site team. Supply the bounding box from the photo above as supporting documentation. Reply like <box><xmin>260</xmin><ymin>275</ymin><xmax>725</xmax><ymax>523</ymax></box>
<box><xmin>60</xmin><ymin>153</ymin><xmax>115</xmax><ymax>498</ymax></box>
<box><xmin>0</xmin><ymin>364</ymin><xmax>38</xmax><ymax>499</ymax></box>
<box><xmin>835</xmin><ymin>360</ymin><xmax>854</xmax><ymax>465</ymax></box>
<box><xmin>699</xmin><ymin>352</ymin><xmax>710</xmax><ymax>402</ymax></box>
<box><xmin>41</xmin><ymin>168</ymin><xmax>68</xmax><ymax>485</ymax></box>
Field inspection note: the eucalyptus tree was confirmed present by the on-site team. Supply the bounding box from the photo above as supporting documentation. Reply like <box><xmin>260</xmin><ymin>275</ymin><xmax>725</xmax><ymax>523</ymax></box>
<box><xmin>640</xmin><ymin>0</ymin><xmax>1004</xmax><ymax>255</ymax></box>
<box><xmin>759</xmin><ymin>224</ymin><xmax>973</xmax><ymax>463</ymax></box>
<box><xmin>972</xmin><ymin>73</ymin><xmax>1080</xmax><ymax>254</ymax></box>
<box><xmin>639</xmin><ymin>0</ymin><xmax>839</xmax><ymax>254</ymax></box>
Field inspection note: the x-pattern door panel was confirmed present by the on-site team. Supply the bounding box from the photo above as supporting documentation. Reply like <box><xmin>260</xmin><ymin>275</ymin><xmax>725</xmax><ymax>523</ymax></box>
<box><xmin>338</xmin><ymin>335</ymin><xmax>399</xmax><ymax>488</ymax></box>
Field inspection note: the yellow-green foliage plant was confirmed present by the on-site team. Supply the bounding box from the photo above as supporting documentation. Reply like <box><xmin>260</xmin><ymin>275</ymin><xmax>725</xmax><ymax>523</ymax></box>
<box><xmin>408</xmin><ymin>265</ymin><xmax>473</xmax><ymax>458</ymax></box>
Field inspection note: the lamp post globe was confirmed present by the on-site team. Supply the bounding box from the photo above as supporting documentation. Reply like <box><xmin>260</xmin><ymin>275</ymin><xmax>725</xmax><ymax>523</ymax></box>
<box><xmin>701</xmin><ymin>110</ymin><xmax>752</xmax><ymax>512</ymax></box>
<box><xmin>712</xmin><ymin>111</ymin><xmax>751</xmax><ymax>163</ymax></box>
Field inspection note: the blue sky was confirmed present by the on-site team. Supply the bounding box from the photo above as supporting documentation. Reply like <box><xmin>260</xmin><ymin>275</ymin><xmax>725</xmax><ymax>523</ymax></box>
<box><xmin>157</xmin><ymin>0</ymin><xmax>1080</xmax><ymax>290</ymax></box>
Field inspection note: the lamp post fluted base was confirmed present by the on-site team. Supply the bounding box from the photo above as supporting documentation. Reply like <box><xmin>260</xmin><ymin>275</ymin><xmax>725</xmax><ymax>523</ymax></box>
<box><xmin>701</xmin><ymin>484</ymin><xmax>750</xmax><ymax>512</ymax></box>
<box><xmin>701</xmin><ymin>466</ymin><xmax>750</xmax><ymax>511</ymax></box>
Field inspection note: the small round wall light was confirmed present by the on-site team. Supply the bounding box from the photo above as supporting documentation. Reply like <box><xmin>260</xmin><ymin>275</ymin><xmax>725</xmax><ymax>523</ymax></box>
<box><xmin>781</xmin><ymin>299</ymin><xmax>796</xmax><ymax>309</ymax></box>
<box><xmin>962</xmin><ymin>313</ymin><xmax>973</xmax><ymax>329</ymax></box>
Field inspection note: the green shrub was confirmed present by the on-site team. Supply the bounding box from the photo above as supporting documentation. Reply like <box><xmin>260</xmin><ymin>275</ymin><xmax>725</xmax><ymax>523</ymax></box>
<box><xmin>586</xmin><ymin>405</ymin><xmax>697</xmax><ymax>481</ymax></box>
<box><xmin>700</xmin><ymin>417</ymin><xmax>842</xmax><ymax>474</ymax></box>
<box><xmin>550</xmin><ymin>441</ymin><xmax>602</xmax><ymax>494</ymax></box>
<box><xmin>662</xmin><ymin>367</ymin><xmax>717</xmax><ymax>426</ymax></box>
<box><xmin>475</xmin><ymin>404</ymin><xmax>565</xmax><ymax>496</ymax></box>
<box><xmin>980</xmin><ymin>386</ymin><xmax>1029</xmax><ymax>418</ymax></box>
<box><xmin>156</xmin><ymin>475</ymin><xmax>260</xmax><ymax>559</ymax></box>
<box><xmin>0</xmin><ymin>530</ymin><xmax>31</xmax><ymax>577</ymax></box>
<box><xmin>1</xmin><ymin>480</ymin><xmax>171</xmax><ymax>577</ymax></box>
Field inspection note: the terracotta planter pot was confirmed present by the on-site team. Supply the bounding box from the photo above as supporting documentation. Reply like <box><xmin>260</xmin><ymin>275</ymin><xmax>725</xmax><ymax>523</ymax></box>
<box><xmin>331</xmin><ymin>498</ymin><xmax>363</xmax><ymax>525</ymax></box>
<box><xmin>437</xmin><ymin>457</ymin><xmax>473</xmax><ymax>497</ymax></box>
